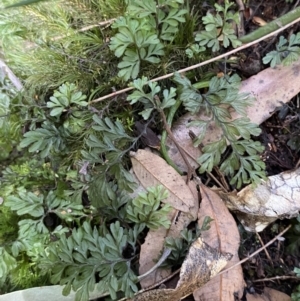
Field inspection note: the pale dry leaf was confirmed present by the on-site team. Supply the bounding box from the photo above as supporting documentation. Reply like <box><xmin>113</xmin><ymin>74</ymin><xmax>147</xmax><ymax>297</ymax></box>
<box><xmin>130</xmin><ymin>149</ymin><xmax>197</xmax><ymax>219</ymax></box>
<box><xmin>219</xmin><ymin>167</ymin><xmax>300</xmax><ymax>232</ymax></box>
<box><xmin>138</xmin><ymin>208</ymin><xmax>177</xmax><ymax>288</ymax></box>
<box><xmin>131</xmin><ymin>154</ymin><xmax>199</xmax><ymax>287</ymax></box>
<box><xmin>167</xmin><ymin>58</ymin><xmax>300</xmax><ymax>172</ymax></box>
<box><xmin>166</xmin><ymin>114</ymin><xmax>211</xmax><ymax>172</ymax></box>
<box><xmin>167</xmin><ymin>180</ymin><xmax>199</xmax><ymax>237</ymax></box>
<box><xmin>252</xmin><ymin>16</ymin><xmax>267</xmax><ymax>26</ymax></box>
<box><xmin>139</xmin><ymin>198</ymin><xmax>198</xmax><ymax>288</ymax></box>
<box><xmin>194</xmin><ymin>184</ymin><xmax>244</xmax><ymax>301</ymax></box>
<box><xmin>129</xmin><ymin>169</ymin><xmax>175</xmax><ymax>287</ymax></box>
<box><xmin>238</xmin><ymin>58</ymin><xmax>300</xmax><ymax>125</ymax></box>
<box><xmin>246</xmin><ymin>287</ymin><xmax>291</xmax><ymax>301</ymax></box>
<box><xmin>131</xmin><ymin>237</ymin><xmax>232</xmax><ymax>301</ymax></box>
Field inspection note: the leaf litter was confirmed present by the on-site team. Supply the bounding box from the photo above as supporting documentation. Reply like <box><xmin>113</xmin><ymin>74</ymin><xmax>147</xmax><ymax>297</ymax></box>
<box><xmin>130</xmin><ymin>149</ymin><xmax>198</xmax><ymax>219</ymax></box>
<box><xmin>129</xmin><ymin>59</ymin><xmax>300</xmax><ymax>300</ymax></box>
<box><xmin>130</xmin><ymin>150</ymin><xmax>199</xmax><ymax>288</ymax></box>
<box><xmin>194</xmin><ymin>184</ymin><xmax>244</xmax><ymax>301</ymax></box>
<box><xmin>219</xmin><ymin>167</ymin><xmax>300</xmax><ymax>232</ymax></box>
<box><xmin>130</xmin><ymin>237</ymin><xmax>232</xmax><ymax>301</ymax></box>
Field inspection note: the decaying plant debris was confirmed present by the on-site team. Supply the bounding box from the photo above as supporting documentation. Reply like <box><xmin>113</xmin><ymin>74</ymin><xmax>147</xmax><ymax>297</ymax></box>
<box><xmin>1</xmin><ymin>1</ymin><xmax>300</xmax><ymax>301</ymax></box>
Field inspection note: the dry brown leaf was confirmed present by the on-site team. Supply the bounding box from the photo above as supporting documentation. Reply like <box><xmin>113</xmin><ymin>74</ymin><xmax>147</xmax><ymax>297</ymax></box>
<box><xmin>194</xmin><ymin>184</ymin><xmax>244</xmax><ymax>301</ymax></box>
<box><xmin>130</xmin><ymin>149</ymin><xmax>197</xmax><ymax>219</ymax></box>
<box><xmin>138</xmin><ymin>207</ymin><xmax>198</xmax><ymax>288</ymax></box>
<box><xmin>252</xmin><ymin>16</ymin><xmax>267</xmax><ymax>26</ymax></box>
<box><xmin>130</xmin><ymin>237</ymin><xmax>232</xmax><ymax>301</ymax></box>
<box><xmin>129</xmin><ymin>170</ymin><xmax>173</xmax><ymax>288</ymax></box>
<box><xmin>167</xmin><ymin>58</ymin><xmax>300</xmax><ymax>172</ymax></box>
<box><xmin>219</xmin><ymin>167</ymin><xmax>300</xmax><ymax>232</ymax></box>
<box><xmin>246</xmin><ymin>287</ymin><xmax>291</xmax><ymax>301</ymax></box>
<box><xmin>138</xmin><ymin>208</ymin><xmax>177</xmax><ymax>288</ymax></box>
<box><xmin>243</xmin><ymin>7</ymin><xmax>254</xmax><ymax>21</ymax></box>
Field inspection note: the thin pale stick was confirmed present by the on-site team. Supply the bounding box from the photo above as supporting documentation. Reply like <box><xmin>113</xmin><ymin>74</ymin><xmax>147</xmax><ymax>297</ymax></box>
<box><xmin>51</xmin><ymin>19</ymin><xmax>116</xmax><ymax>41</ymax></box>
<box><xmin>0</xmin><ymin>59</ymin><xmax>23</xmax><ymax>91</ymax></box>
<box><xmin>253</xmin><ymin>275</ymin><xmax>300</xmax><ymax>282</ymax></box>
<box><xmin>256</xmin><ymin>231</ymin><xmax>274</xmax><ymax>267</ymax></box>
<box><xmin>216</xmin><ymin>224</ymin><xmax>292</xmax><ymax>278</ymax></box>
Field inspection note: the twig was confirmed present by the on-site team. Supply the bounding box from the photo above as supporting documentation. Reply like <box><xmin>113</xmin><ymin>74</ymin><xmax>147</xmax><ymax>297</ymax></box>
<box><xmin>51</xmin><ymin>19</ymin><xmax>116</xmax><ymax>41</ymax></box>
<box><xmin>253</xmin><ymin>275</ymin><xmax>300</xmax><ymax>283</ymax></box>
<box><xmin>139</xmin><ymin>268</ymin><xmax>181</xmax><ymax>292</ymax></box>
<box><xmin>235</xmin><ymin>0</ymin><xmax>245</xmax><ymax>37</ymax></box>
<box><xmin>0</xmin><ymin>59</ymin><xmax>23</xmax><ymax>91</ymax></box>
<box><xmin>256</xmin><ymin>232</ymin><xmax>274</xmax><ymax>267</ymax></box>
<box><xmin>215</xmin><ymin>225</ymin><xmax>292</xmax><ymax>278</ymax></box>
<box><xmin>90</xmin><ymin>16</ymin><xmax>300</xmax><ymax>104</ymax></box>
<box><xmin>159</xmin><ymin>107</ymin><xmax>196</xmax><ymax>181</ymax></box>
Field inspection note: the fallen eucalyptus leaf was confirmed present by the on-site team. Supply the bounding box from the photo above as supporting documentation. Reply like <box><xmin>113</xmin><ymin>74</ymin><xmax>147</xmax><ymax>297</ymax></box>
<box><xmin>194</xmin><ymin>184</ymin><xmax>244</xmax><ymax>301</ymax></box>
<box><xmin>130</xmin><ymin>149</ymin><xmax>197</xmax><ymax>219</ymax></box>
<box><xmin>138</xmin><ymin>208</ymin><xmax>177</xmax><ymax>288</ymax></box>
<box><xmin>219</xmin><ymin>167</ymin><xmax>300</xmax><ymax>232</ymax></box>
<box><xmin>130</xmin><ymin>237</ymin><xmax>232</xmax><ymax>301</ymax></box>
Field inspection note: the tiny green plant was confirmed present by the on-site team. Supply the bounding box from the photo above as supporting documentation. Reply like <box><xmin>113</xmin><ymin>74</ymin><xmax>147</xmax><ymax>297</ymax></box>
<box><xmin>263</xmin><ymin>33</ymin><xmax>300</xmax><ymax>67</ymax></box>
<box><xmin>20</xmin><ymin>121</ymin><xmax>68</xmax><ymax>158</ymax></box>
<box><xmin>109</xmin><ymin>0</ymin><xmax>187</xmax><ymax>80</ymax></box>
<box><xmin>187</xmin><ymin>0</ymin><xmax>241</xmax><ymax>57</ymax></box>
<box><xmin>46</xmin><ymin>83</ymin><xmax>88</xmax><ymax>117</ymax></box>
<box><xmin>127</xmin><ymin>76</ymin><xmax>177</xmax><ymax>119</ymax></box>
<box><xmin>126</xmin><ymin>185</ymin><xmax>172</xmax><ymax>229</ymax></box>
<box><xmin>39</xmin><ymin>221</ymin><xmax>140</xmax><ymax>301</ymax></box>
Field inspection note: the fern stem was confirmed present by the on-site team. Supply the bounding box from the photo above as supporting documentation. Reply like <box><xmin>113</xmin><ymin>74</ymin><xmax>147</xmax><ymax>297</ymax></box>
<box><xmin>160</xmin><ymin>99</ymin><xmax>182</xmax><ymax>174</ymax></box>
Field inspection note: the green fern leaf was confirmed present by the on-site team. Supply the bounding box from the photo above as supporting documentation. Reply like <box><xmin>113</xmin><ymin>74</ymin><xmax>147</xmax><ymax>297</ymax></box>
<box><xmin>40</xmin><ymin>221</ymin><xmax>139</xmax><ymax>300</ymax></box>
<box><xmin>126</xmin><ymin>185</ymin><xmax>172</xmax><ymax>229</ymax></box>
<box><xmin>20</xmin><ymin>122</ymin><xmax>66</xmax><ymax>158</ymax></box>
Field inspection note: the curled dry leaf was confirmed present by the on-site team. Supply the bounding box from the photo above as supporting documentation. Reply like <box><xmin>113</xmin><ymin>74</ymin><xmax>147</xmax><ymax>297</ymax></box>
<box><xmin>252</xmin><ymin>16</ymin><xmax>267</xmax><ymax>26</ymax></box>
<box><xmin>219</xmin><ymin>167</ymin><xmax>300</xmax><ymax>232</ymax></box>
<box><xmin>167</xmin><ymin>58</ymin><xmax>300</xmax><ymax>172</ymax></box>
<box><xmin>243</xmin><ymin>7</ymin><xmax>254</xmax><ymax>21</ymax></box>
<box><xmin>130</xmin><ymin>237</ymin><xmax>232</xmax><ymax>301</ymax></box>
<box><xmin>130</xmin><ymin>149</ymin><xmax>198</xmax><ymax>219</ymax></box>
<box><xmin>194</xmin><ymin>184</ymin><xmax>244</xmax><ymax>301</ymax></box>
